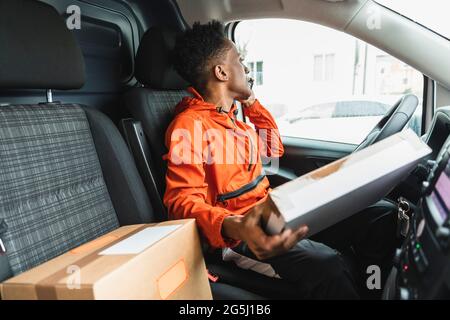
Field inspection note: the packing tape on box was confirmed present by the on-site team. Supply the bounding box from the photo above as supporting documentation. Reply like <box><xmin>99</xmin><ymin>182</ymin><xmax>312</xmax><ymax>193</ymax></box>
<box><xmin>69</xmin><ymin>235</ymin><xmax>119</xmax><ymax>254</ymax></box>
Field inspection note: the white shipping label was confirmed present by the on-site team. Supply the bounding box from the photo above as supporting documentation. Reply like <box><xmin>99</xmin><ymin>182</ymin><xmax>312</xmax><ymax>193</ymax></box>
<box><xmin>98</xmin><ymin>225</ymin><xmax>183</xmax><ymax>255</ymax></box>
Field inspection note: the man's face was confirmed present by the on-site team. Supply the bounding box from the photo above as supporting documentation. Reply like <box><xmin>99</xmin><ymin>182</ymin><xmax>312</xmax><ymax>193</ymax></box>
<box><xmin>221</xmin><ymin>39</ymin><xmax>252</xmax><ymax>100</ymax></box>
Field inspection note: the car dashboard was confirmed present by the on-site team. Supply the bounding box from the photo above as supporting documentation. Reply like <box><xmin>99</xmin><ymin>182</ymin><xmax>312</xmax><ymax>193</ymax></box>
<box><xmin>383</xmin><ymin>108</ymin><xmax>450</xmax><ymax>299</ymax></box>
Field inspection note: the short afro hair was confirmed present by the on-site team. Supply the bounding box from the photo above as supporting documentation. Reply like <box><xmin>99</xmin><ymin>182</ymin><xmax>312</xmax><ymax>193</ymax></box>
<box><xmin>173</xmin><ymin>20</ymin><xmax>231</xmax><ymax>90</ymax></box>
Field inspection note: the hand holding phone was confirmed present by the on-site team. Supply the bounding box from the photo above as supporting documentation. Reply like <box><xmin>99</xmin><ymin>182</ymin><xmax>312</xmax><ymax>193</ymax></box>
<box><xmin>238</xmin><ymin>77</ymin><xmax>256</xmax><ymax>107</ymax></box>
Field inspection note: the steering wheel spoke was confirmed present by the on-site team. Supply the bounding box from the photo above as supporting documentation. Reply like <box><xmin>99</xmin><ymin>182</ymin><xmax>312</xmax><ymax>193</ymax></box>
<box><xmin>354</xmin><ymin>94</ymin><xmax>419</xmax><ymax>152</ymax></box>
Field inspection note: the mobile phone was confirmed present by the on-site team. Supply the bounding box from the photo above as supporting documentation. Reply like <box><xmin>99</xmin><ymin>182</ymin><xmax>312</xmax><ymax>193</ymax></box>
<box><xmin>248</xmin><ymin>77</ymin><xmax>254</xmax><ymax>89</ymax></box>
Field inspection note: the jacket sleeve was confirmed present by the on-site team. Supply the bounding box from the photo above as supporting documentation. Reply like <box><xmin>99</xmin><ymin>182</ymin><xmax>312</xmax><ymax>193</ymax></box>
<box><xmin>163</xmin><ymin>115</ymin><xmax>240</xmax><ymax>249</ymax></box>
<box><xmin>243</xmin><ymin>99</ymin><xmax>284</xmax><ymax>158</ymax></box>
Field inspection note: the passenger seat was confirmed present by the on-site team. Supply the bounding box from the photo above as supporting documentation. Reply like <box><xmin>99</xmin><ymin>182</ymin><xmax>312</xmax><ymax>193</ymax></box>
<box><xmin>0</xmin><ymin>0</ymin><xmax>156</xmax><ymax>282</ymax></box>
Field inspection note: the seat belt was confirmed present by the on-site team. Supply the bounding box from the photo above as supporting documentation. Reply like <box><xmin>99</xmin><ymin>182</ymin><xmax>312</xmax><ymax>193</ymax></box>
<box><xmin>0</xmin><ymin>219</ymin><xmax>13</xmax><ymax>282</ymax></box>
<box><xmin>120</xmin><ymin>119</ymin><xmax>167</xmax><ymax>220</ymax></box>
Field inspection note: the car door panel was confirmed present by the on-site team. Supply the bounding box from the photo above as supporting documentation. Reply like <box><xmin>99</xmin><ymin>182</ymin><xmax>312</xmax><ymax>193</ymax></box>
<box><xmin>265</xmin><ymin>137</ymin><xmax>356</xmax><ymax>187</ymax></box>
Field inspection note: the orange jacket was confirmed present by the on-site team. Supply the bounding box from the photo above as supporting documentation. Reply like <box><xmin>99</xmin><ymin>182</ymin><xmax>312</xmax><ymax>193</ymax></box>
<box><xmin>163</xmin><ymin>87</ymin><xmax>284</xmax><ymax>249</ymax></box>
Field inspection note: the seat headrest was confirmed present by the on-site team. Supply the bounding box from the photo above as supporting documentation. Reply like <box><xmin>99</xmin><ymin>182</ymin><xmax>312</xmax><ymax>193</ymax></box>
<box><xmin>135</xmin><ymin>27</ymin><xmax>188</xmax><ymax>90</ymax></box>
<box><xmin>0</xmin><ymin>0</ymin><xmax>85</xmax><ymax>90</ymax></box>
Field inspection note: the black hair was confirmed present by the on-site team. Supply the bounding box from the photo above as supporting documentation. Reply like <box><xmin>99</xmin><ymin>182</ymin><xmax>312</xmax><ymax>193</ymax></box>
<box><xmin>172</xmin><ymin>20</ymin><xmax>231</xmax><ymax>90</ymax></box>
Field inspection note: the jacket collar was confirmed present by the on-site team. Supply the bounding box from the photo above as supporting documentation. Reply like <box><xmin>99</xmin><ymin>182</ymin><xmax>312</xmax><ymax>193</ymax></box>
<box><xmin>186</xmin><ymin>86</ymin><xmax>238</xmax><ymax>116</ymax></box>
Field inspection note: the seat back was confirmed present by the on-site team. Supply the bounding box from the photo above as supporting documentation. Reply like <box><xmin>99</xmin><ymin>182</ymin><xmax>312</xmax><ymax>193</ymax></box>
<box><xmin>0</xmin><ymin>0</ymin><xmax>154</xmax><ymax>280</ymax></box>
<box><xmin>124</xmin><ymin>88</ymin><xmax>186</xmax><ymax>198</ymax></box>
<box><xmin>0</xmin><ymin>104</ymin><xmax>120</xmax><ymax>276</ymax></box>
<box><xmin>124</xmin><ymin>27</ymin><xmax>189</xmax><ymax>200</ymax></box>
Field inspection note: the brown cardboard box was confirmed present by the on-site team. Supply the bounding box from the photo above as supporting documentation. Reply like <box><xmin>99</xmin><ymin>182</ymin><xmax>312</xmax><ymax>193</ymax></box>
<box><xmin>0</xmin><ymin>219</ymin><xmax>212</xmax><ymax>300</ymax></box>
<box><xmin>264</xmin><ymin>129</ymin><xmax>432</xmax><ymax>236</ymax></box>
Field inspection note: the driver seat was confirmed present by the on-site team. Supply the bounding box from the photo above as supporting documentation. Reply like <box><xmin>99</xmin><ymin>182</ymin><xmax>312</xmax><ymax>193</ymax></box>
<box><xmin>123</xmin><ymin>26</ymin><xmax>304</xmax><ymax>299</ymax></box>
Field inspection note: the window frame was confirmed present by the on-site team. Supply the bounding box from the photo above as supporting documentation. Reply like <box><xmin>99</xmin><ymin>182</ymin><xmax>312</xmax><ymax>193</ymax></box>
<box><xmin>375</xmin><ymin>1</ymin><xmax>450</xmax><ymax>42</ymax></box>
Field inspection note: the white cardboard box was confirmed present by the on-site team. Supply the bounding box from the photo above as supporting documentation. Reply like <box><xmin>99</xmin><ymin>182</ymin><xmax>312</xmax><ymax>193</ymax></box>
<box><xmin>265</xmin><ymin>129</ymin><xmax>432</xmax><ymax>236</ymax></box>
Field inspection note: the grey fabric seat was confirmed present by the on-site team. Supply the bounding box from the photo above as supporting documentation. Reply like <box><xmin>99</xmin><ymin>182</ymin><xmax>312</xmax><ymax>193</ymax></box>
<box><xmin>0</xmin><ymin>0</ymin><xmax>157</xmax><ymax>283</ymax></box>
<box><xmin>124</xmin><ymin>26</ymin><xmax>303</xmax><ymax>299</ymax></box>
<box><xmin>0</xmin><ymin>103</ymin><xmax>156</xmax><ymax>277</ymax></box>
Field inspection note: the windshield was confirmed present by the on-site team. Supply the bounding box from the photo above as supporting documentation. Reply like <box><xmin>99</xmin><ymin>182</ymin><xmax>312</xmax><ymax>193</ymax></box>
<box><xmin>376</xmin><ymin>0</ymin><xmax>450</xmax><ymax>40</ymax></box>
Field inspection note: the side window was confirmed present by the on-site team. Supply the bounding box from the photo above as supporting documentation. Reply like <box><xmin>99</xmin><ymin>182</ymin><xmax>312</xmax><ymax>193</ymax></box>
<box><xmin>234</xmin><ymin>19</ymin><xmax>424</xmax><ymax>144</ymax></box>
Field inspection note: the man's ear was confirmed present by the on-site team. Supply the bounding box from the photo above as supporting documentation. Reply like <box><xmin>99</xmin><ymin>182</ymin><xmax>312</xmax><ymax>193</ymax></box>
<box><xmin>214</xmin><ymin>64</ymin><xmax>229</xmax><ymax>82</ymax></box>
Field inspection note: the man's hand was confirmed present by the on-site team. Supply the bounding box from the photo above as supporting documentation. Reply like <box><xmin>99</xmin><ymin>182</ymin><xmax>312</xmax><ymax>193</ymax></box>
<box><xmin>237</xmin><ymin>90</ymin><xmax>256</xmax><ymax>108</ymax></box>
<box><xmin>222</xmin><ymin>201</ymin><xmax>309</xmax><ymax>260</ymax></box>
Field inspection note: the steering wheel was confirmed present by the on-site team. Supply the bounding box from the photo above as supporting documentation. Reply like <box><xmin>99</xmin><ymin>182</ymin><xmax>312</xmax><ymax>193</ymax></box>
<box><xmin>353</xmin><ymin>94</ymin><xmax>419</xmax><ymax>152</ymax></box>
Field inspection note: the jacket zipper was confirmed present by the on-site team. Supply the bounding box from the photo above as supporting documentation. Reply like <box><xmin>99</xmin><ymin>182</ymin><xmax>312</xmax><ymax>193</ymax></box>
<box><xmin>248</xmin><ymin>133</ymin><xmax>254</xmax><ymax>171</ymax></box>
<box><xmin>230</xmin><ymin>116</ymin><xmax>236</xmax><ymax>128</ymax></box>
<box><xmin>229</xmin><ymin>114</ymin><xmax>254</xmax><ymax>172</ymax></box>
<box><xmin>216</xmin><ymin>174</ymin><xmax>266</xmax><ymax>203</ymax></box>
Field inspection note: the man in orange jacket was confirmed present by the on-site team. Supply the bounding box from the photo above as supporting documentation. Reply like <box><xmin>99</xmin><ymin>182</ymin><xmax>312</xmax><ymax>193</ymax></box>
<box><xmin>164</xmin><ymin>21</ymin><xmax>390</xmax><ymax>299</ymax></box>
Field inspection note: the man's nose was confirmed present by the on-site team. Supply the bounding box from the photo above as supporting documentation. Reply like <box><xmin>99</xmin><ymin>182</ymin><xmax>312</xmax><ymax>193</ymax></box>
<box><xmin>244</xmin><ymin>65</ymin><xmax>250</xmax><ymax>74</ymax></box>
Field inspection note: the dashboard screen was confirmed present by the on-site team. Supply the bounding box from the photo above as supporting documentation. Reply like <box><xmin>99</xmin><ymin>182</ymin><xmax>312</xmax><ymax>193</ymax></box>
<box><xmin>430</xmin><ymin>158</ymin><xmax>450</xmax><ymax>221</ymax></box>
